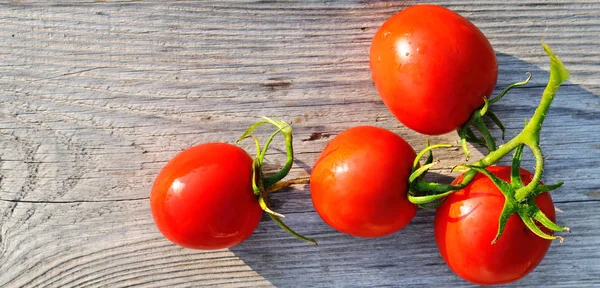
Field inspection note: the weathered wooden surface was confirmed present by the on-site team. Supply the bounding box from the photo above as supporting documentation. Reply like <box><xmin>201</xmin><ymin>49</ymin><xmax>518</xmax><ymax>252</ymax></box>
<box><xmin>0</xmin><ymin>0</ymin><xmax>599</xmax><ymax>287</ymax></box>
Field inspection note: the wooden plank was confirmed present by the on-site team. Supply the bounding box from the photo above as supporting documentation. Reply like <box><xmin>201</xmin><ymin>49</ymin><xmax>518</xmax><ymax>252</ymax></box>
<box><xmin>1</xmin><ymin>0</ymin><xmax>599</xmax><ymax>287</ymax></box>
<box><xmin>0</xmin><ymin>198</ymin><xmax>598</xmax><ymax>287</ymax></box>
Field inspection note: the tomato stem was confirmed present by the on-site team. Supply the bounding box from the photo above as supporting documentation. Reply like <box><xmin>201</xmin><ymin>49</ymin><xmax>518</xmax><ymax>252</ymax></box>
<box><xmin>457</xmin><ymin>43</ymin><xmax>570</xmax><ymax>242</ymax></box>
<box><xmin>258</xmin><ymin>125</ymin><xmax>286</xmax><ymax>166</ymax></box>
<box><xmin>486</xmin><ymin>111</ymin><xmax>506</xmax><ymax>140</ymax></box>
<box><xmin>411</xmin><ymin>44</ymin><xmax>570</xmax><ymax>242</ymax></box>
<box><xmin>489</xmin><ymin>72</ymin><xmax>532</xmax><ymax>105</ymax></box>
<box><xmin>458</xmin><ymin>71</ymin><xmax>532</xmax><ymax>158</ymax></box>
<box><xmin>238</xmin><ymin>117</ymin><xmax>317</xmax><ymax>245</ymax></box>
<box><xmin>412</xmin><ymin>143</ymin><xmax>452</xmax><ymax>168</ymax></box>
<box><xmin>408</xmin><ymin>189</ymin><xmax>454</xmax><ymax>205</ymax></box>
<box><xmin>238</xmin><ymin>117</ymin><xmax>296</xmax><ymax>188</ymax></box>
<box><xmin>266</xmin><ymin>177</ymin><xmax>310</xmax><ymax>194</ymax></box>
<box><xmin>408</xmin><ymin>143</ymin><xmax>464</xmax><ymax>205</ymax></box>
<box><xmin>268</xmin><ymin>214</ymin><xmax>318</xmax><ymax>245</ymax></box>
<box><xmin>464</xmin><ymin>43</ymin><xmax>569</xmax><ymax>202</ymax></box>
<box><xmin>263</xmin><ymin>123</ymin><xmax>294</xmax><ymax>187</ymax></box>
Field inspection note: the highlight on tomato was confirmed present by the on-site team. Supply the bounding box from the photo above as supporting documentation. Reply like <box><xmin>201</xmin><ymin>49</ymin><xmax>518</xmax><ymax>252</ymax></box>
<box><xmin>150</xmin><ymin>117</ymin><xmax>316</xmax><ymax>250</ymax></box>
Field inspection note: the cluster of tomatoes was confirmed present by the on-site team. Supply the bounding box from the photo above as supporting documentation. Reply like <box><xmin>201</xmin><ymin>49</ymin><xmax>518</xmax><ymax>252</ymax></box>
<box><xmin>150</xmin><ymin>5</ymin><xmax>570</xmax><ymax>285</ymax></box>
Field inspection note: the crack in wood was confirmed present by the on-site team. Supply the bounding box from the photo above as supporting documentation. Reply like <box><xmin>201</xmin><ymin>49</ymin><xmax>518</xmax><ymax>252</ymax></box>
<box><xmin>0</xmin><ymin>197</ymin><xmax>149</xmax><ymax>204</ymax></box>
<box><xmin>31</xmin><ymin>67</ymin><xmax>111</xmax><ymax>82</ymax></box>
<box><xmin>301</xmin><ymin>132</ymin><xmax>333</xmax><ymax>142</ymax></box>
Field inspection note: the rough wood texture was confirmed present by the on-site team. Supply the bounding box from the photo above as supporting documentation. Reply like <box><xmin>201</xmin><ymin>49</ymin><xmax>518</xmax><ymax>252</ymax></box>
<box><xmin>1</xmin><ymin>1</ymin><xmax>599</xmax><ymax>287</ymax></box>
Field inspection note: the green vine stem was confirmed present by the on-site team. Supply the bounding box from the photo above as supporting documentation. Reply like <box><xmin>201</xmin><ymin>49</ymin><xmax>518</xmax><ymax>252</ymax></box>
<box><xmin>408</xmin><ymin>142</ymin><xmax>464</xmax><ymax>205</ymax></box>
<box><xmin>458</xmin><ymin>71</ymin><xmax>533</xmax><ymax>159</ymax></box>
<box><xmin>237</xmin><ymin>117</ymin><xmax>317</xmax><ymax>245</ymax></box>
<box><xmin>458</xmin><ymin>43</ymin><xmax>569</xmax><ymax>201</ymax></box>
<box><xmin>409</xmin><ymin>43</ymin><xmax>570</xmax><ymax>241</ymax></box>
<box><xmin>239</xmin><ymin>117</ymin><xmax>294</xmax><ymax>187</ymax></box>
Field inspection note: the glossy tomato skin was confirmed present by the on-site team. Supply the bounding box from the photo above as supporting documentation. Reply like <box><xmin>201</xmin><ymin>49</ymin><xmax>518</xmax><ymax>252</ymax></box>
<box><xmin>370</xmin><ymin>5</ymin><xmax>498</xmax><ymax>135</ymax></box>
<box><xmin>435</xmin><ymin>166</ymin><xmax>555</xmax><ymax>285</ymax></box>
<box><xmin>150</xmin><ymin>143</ymin><xmax>262</xmax><ymax>250</ymax></box>
<box><xmin>310</xmin><ymin>126</ymin><xmax>418</xmax><ymax>238</ymax></box>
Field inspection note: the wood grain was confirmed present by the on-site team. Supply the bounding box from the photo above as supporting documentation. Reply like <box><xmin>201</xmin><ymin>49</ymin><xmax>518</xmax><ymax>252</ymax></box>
<box><xmin>0</xmin><ymin>1</ymin><xmax>599</xmax><ymax>287</ymax></box>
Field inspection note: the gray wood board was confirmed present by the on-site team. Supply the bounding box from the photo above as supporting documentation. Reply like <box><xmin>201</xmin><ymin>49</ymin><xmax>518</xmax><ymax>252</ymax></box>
<box><xmin>1</xmin><ymin>1</ymin><xmax>599</xmax><ymax>287</ymax></box>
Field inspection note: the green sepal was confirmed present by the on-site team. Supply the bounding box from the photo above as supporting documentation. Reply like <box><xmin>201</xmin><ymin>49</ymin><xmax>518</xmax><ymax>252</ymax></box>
<box><xmin>519</xmin><ymin>208</ymin><xmax>558</xmax><ymax>241</ymax></box>
<box><xmin>466</xmin><ymin>166</ymin><xmax>512</xmax><ymax>197</ymax></box>
<box><xmin>473</xmin><ymin>116</ymin><xmax>496</xmax><ymax>152</ymax></box>
<box><xmin>238</xmin><ymin>134</ymin><xmax>263</xmax><ymax>159</ymax></box>
<box><xmin>531</xmin><ymin>182</ymin><xmax>564</xmax><ymax>197</ymax></box>
<box><xmin>418</xmin><ymin>200</ymin><xmax>446</xmax><ymax>210</ymax></box>
<box><xmin>237</xmin><ymin>116</ymin><xmax>294</xmax><ymax>188</ymax></box>
<box><xmin>487</xmin><ymin>111</ymin><xmax>506</xmax><ymax>140</ymax></box>
<box><xmin>424</xmin><ymin>138</ymin><xmax>434</xmax><ymax>166</ymax></box>
<box><xmin>489</xmin><ymin>72</ymin><xmax>532</xmax><ymax>105</ymax></box>
<box><xmin>258</xmin><ymin>195</ymin><xmax>285</xmax><ymax>218</ymax></box>
<box><xmin>532</xmin><ymin>204</ymin><xmax>570</xmax><ymax>233</ymax></box>
<box><xmin>458</xmin><ymin>125</ymin><xmax>471</xmax><ymax>161</ymax></box>
<box><xmin>408</xmin><ymin>190</ymin><xmax>454</xmax><ymax>205</ymax></box>
<box><xmin>258</xmin><ymin>125</ymin><xmax>286</xmax><ymax>166</ymax></box>
<box><xmin>251</xmin><ymin>159</ymin><xmax>262</xmax><ymax>196</ymax></box>
<box><xmin>238</xmin><ymin>117</ymin><xmax>316</xmax><ymax>245</ymax></box>
<box><xmin>407</xmin><ymin>143</ymin><xmax>463</xmax><ymax>205</ymax></box>
<box><xmin>412</xmin><ymin>143</ymin><xmax>452</xmax><ymax>170</ymax></box>
<box><xmin>479</xmin><ymin>96</ymin><xmax>490</xmax><ymax>116</ymax></box>
<box><xmin>458</xmin><ymin>71</ymin><xmax>532</xmax><ymax>154</ymax></box>
<box><xmin>510</xmin><ymin>144</ymin><xmax>525</xmax><ymax>188</ymax></box>
<box><xmin>492</xmin><ymin>199</ymin><xmax>518</xmax><ymax>244</ymax></box>
<box><xmin>268</xmin><ymin>214</ymin><xmax>318</xmax><ymax>245</ymax></box>
<box><xmin>409</xmin><ymin>161</ymin><xmax>438</xmax><ymax>183</ymax></box>
<box><xmin>411</xmin><ymin>181</ymin><xmax>464</xmax><ymax>193</ymax></box>
<box><xmin>464</xmin><ymin>127</ymin><xmax>486</xmax><ymax>146</ymax></box>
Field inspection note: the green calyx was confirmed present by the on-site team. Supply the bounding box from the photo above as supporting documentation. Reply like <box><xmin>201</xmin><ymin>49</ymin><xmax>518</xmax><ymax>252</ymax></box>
<box><xmin>408</xmin><ymin>140</ymin><xmax>464</xmax><ymax>208</ymax></box>
<box><xmin>238</xmin><ymin>117</ymin><xmax>317</xmax><ymax>245</ymax></box>
<box><xmin>467</xmin><ymin>144</ymin><xmax>569</xmax><ymax>244</ymax></box>
<box><xmin>409</xmin><ymin>43</ymin><xmax>571</xmax><ymax>242</ymax></box>
<box><xmin>460</xmin><ymin>43</ymin><xmax>570</xmax><ymax>200</ymax></box>
<box><xmin>458</xmin><ymin>72</ymin><xmax>532</xmax><ymax>160</ymax></box>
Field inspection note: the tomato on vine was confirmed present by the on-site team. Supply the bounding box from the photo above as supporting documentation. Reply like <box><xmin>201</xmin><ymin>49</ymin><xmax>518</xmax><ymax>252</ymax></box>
<box><xmin>370</xmin><ymin>4</ymin><xmax>498</xmax><ymax>136</ymax></box>
<box><xmin>435</xmin><ymin>166</ymin><xmax>559</xmax><ymax>285</ymax></box>
<box><xmin>310</xmin><ymin>126</ymin><xmax>420</xmax><ymax>238</ymax></box>
<box><xmin>408</xmin><ymin>43</ymin><xmax>570</xmax><ymax>284</ymax></box>
<box><xmin>150</xmin><ymin>118</ymin><xmax>316</xmax><ymax>250</ymax></box>
<box><xmin>150</xmin><ymin>143</ymin><xmax>261</xmax><ymax>249</ymax></box>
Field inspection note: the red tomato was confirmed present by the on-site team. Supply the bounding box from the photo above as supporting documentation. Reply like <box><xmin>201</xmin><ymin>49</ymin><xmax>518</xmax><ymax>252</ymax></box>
<box><xmin>370</xmin><ymin>5</ymin><xmax>498</xmax><ymax>135</ymax></box>
<box><xmin>435</xmin><ymin>166</ymin><xmax>555</xmax><ymax>285</ymax></box>
<box><xmin>150</xmin><ymin>143</ymin><xmax>262</xmax><ymax>250</ymax></box>
<box><xmin>310</xmin><ymin>126</ymin><xmax>418</xmax><ymax>238</ymax></box>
